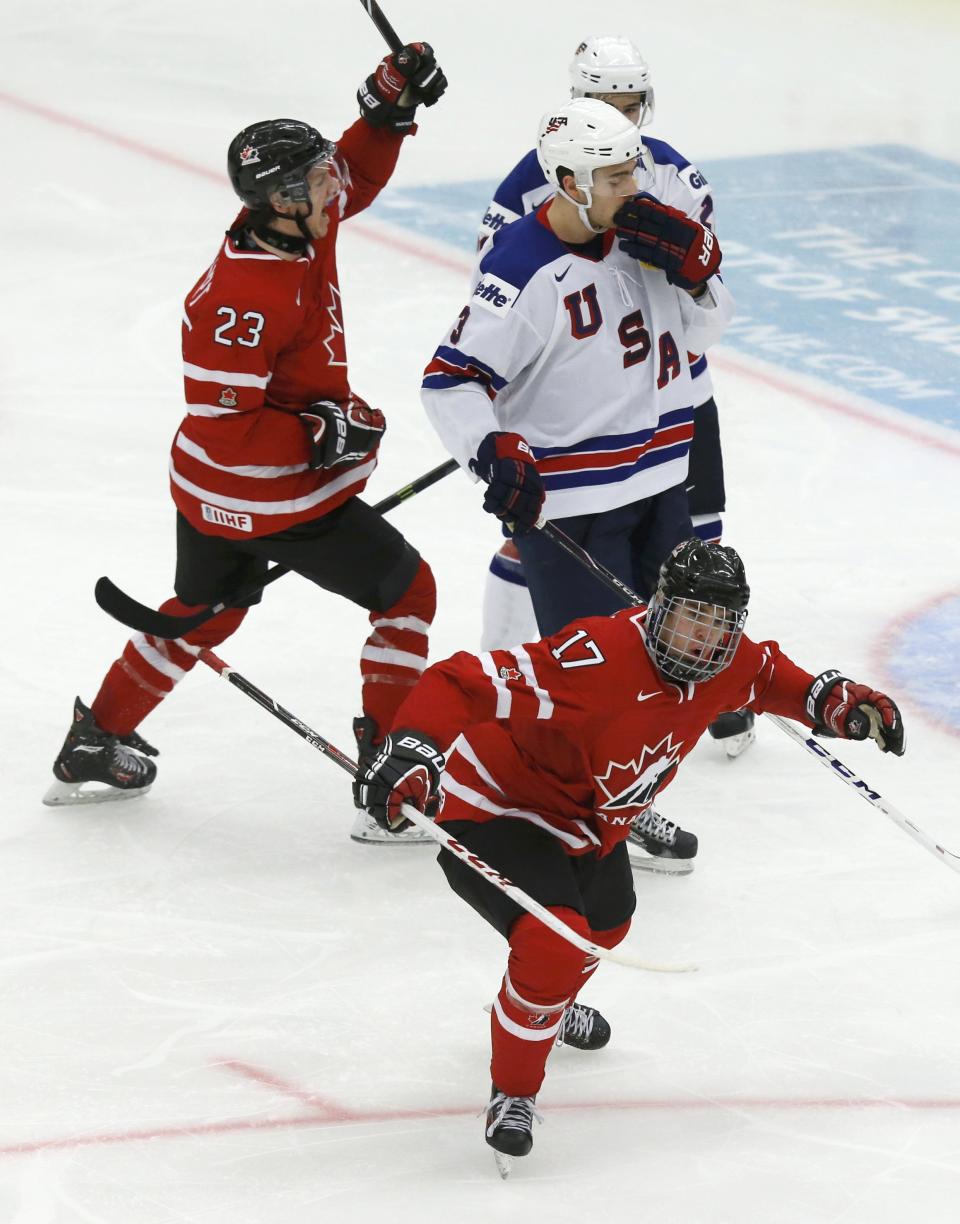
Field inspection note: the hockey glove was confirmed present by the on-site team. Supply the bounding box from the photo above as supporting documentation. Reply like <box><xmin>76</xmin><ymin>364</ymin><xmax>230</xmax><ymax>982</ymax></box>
<box><xmin>806</xmin><ymin>670</ymin><xmax>906</xmax><ymax>756</ymax></box>
<box><xmin>354</xmin><ymin>730</ymin><xmax>445</xmax><ymax>832</ymax></box>
<box><xmin>613</xmin><ymin>193</ymin><xmax>721</xmax><ymax>291</ymax></box>
<box><xmin>358</xmin><ymin>42</ymin><xmax>448</xmax><ymax>133</ymax></box>
<box><xmin>300</xmin><ymin>396</ymin><xmax>385</xmax><ymax>470</ymax></box>
<box><xmin>470</xmin><ymin>431</ymin><xmax>545</xmax><ymax>535</ymax></box>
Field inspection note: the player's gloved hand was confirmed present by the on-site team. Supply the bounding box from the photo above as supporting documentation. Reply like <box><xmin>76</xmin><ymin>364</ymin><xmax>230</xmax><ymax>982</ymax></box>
<box><xmin>613</xmin><ymin>193</ymin><xmax>721</xmax><ymax>290</ymax></box>
<box><xmin>358</xmin><ymin>42</ymin><xmax>448</xmax><ymax>133</ymax></box>
<box><xmin>806</xmin><ymin>670</ymin><xmax>906</xmax><ymax>756</ymax></box>
<box><xmin>470</xmin><ymin>432</ymin><xmax>545</xmax><ymax>535</ymax></box>
<box><xmin>300</xmin><ymin>396</ymin><xmax>385</xmax><ymax>470</ymax></box>
<box><xmin>353</xmin><ymin>730</ymin><xmax>445</xmax><ymax>831</ymax></box>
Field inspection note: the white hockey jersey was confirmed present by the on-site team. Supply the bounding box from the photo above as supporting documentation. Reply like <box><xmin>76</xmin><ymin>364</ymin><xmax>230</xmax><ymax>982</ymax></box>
<box><xmin>477</xmin><ymin>137</ymin><xmax>718</xmax><ymax>401</ymax></box>
<box><xmin>421</xmin><ymin>204</ymin><xmax>734</xmax><ymax>520</ymax></box>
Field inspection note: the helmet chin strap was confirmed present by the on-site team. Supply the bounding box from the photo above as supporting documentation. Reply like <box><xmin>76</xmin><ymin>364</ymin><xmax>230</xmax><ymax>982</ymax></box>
<box><xmin>250</xmin><ymin>194</ymin><xmax>317</xmax><ymax>255</ymax></box>
<box><xmin>557</xmin><ymin>181</ymin><xmax>605</xmax><ymax>235</ymax></box>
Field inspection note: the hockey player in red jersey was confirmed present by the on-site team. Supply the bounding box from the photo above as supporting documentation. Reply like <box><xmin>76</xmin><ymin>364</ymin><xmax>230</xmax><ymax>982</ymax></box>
<box><xmin>46</xmin><ymin>45</ymin><xmax>448</xmax><ymax>844</ymax></box>
<box><xmin>355</xmin><ymin>538</ymin><xmax>905</xmax><ymax>1169</ymax></box>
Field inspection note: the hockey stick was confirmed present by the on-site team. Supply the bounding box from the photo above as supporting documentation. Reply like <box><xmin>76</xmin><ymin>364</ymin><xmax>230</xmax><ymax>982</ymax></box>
<box><xmin>190</xmin><ymin>642</ymin><xmax>695</xmax><ymax>974</ymax></box>
<box><xmin>766</xmin><ymin>714</ymin><xmax>960</xmax><ymax>874</ymax></box>
<box><xmin>94</xmin><ymin>458</ymin><xmax>458</xmax><ymax>639</ymax></box>
<box><xmin>358</xmin><ymin>0</ymin><xmax>404</xmax><ymax>54</ymax></box>
<box><xmin>530</xmin><ymin>516</ymin><xmax>957</xmax><ymax>874</ymax></box>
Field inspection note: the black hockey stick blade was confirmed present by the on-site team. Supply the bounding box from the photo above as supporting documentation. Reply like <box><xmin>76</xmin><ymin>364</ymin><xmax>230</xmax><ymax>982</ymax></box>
<box><xmin>94</xmin><ymin>567</ymin><xmax>289</xmax><ymax>638</ymax></box>
<box><xmin>94</xmin><ymin>457</ymin><xmax>459</xmax><ymax>639</ymax></box>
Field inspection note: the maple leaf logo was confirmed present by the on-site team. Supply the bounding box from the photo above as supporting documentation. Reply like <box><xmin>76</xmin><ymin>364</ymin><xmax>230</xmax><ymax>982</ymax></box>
<box><xmin>594</xmin><ymin>733</ymin><xmax>683</xmax><ymax>813</ymax></box>
<box><xmin>322</xmin><ymin>283</ymin><xmax>346</xmax><ymax>368</ymax></box>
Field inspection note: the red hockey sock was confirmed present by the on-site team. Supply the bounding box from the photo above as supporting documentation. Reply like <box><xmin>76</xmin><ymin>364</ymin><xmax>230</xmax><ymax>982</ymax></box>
<box><xmin>360</xmin><ymin>559</ymin><xmax>436</xmax><ymax>735</ymax></box>
<box><xmin>91</xmin><ymin>602</ymin><xmax>248</xmax><ymax>736</ymax></box>
<box><xmin>573</xmin><ymin>917</ymin><xmax>632</xmax><ymax>998</ymax></box>
<box><xmin>490</xmin><ymin>908</ymin><xmax>593</xmax><ymax>1097</ymax></box>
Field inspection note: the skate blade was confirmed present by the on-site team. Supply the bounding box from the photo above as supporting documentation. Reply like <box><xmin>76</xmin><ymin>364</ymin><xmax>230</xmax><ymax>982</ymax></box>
<box><xmin>493</xmin><ymin>1151</ymin><xmax>513</xmax><ymax>1179</ymax></box>
<box><xmin>722</xmin><ymin>728</ymin><xmax>757</xmax><ymax>759</ymax></box>
<box><xmin>626</xmin><ymin>845</ymin><xmax>695</xmax><ymax>876</ymax></box>
<box><xmin>349</xmin><ymin>812</ymin><xmax>433</xmax><ymax>846</ymax></box>
<box><xmin>42</xmin><ymin>779</ymin><xmax>152</xmax><ymax>808</ymax></box>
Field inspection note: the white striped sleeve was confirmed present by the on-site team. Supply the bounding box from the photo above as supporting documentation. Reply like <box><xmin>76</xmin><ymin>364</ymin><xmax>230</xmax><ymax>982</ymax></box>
<box><xmin>512</xmin><ymin>645</ymin><xmax>555</xmax><ymax>720</ymax></box>
<box><xmin>183</xmin><ymin>362</ymin><xmax>271</xmax><ymax>388</ymax></box>
<box><xmin>478</xmin><ymin>652</ymin><xmax>512</xmax><ymax>717</ymax></box>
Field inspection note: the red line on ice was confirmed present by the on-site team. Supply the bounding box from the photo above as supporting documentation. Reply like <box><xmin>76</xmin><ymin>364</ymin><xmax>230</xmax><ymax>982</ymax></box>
<box><xmin>3</xmin><ymin>1055</ymin><xmax>960</xmax><ymax>1159</ymax></box>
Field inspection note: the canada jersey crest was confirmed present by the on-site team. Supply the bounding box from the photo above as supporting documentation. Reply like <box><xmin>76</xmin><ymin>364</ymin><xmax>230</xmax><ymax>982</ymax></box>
<box><xmin>594</xmin><ymin>733</ymin><xmax>683</xmax><ymax>813</ymax></box>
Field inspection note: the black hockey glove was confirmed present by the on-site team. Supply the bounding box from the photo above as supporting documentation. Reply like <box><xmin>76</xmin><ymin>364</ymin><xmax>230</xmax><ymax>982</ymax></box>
<box><xmin>469</xmin><ymin>431</ymin><xmax>545</xmax><ymax>535</ymax></box>
<box><xmin>613</xmin><ymin>193</ymin><xmax>721</xmax><ymax>291</ymax></box>
<box><xmin>806</xmin><ymin>670</ymin><xmax>906</xmax><ymax>756</ymax></box>
<box><xmin>358</xmin><ymin>42</ymin><xmax>448</xmax><ymax>133</ymax></box>
<box><xmin>354</xmin><ymin>730</ymin><xmax>445</xmax><ymax>832</ymax></box>
<box><xmin>300</xmin><ymin>396</ymin><xmax>385</xmax><ymax>470</ymax></box>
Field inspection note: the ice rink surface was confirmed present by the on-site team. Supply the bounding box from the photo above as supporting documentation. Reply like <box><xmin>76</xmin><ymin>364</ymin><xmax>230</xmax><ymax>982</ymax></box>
<box><xmin>2</xmin><ymin>0</ymin><xmax>960</xmax><ymax>1219</ymax></box>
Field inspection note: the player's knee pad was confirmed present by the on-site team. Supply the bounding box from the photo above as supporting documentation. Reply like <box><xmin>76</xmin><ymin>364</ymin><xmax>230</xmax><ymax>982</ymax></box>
<box><xmin>380</xmin><ymin>555</ymin><xmax>436</xmax><ymax>626</ymax></box>
<box><xmin>507</xmin><ymin>908</ymin><xmax>592</xmax><ymax>1005</ymax></box>
<box><xmin>590</xmin><ymin>917</ymin><xmax>631</xmax><ymax>950</ymax></box>
<box><xmin>178</xmin><ymin>602</ymin><xmax>248</xmax><ymax>649</ymax></box>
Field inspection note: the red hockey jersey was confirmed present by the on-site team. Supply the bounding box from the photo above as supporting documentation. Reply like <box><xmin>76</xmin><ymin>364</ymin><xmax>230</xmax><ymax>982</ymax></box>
<box><xmin>170</xmin><ymin>119</ymin><xmax>406</xmax><ymax>539</ymax></box>
<box><xmin>391</xmin><ymin>607</ymin><xmax>817</xmax><ymax>857</ymax></box>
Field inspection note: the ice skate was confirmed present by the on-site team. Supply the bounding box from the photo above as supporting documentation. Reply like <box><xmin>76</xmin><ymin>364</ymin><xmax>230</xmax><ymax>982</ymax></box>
<box><xmin>557</xmin><ymin>1001</ymin><xmax>611</xmax><ymax>1050</ymax></box>
<box><xmin>626</xmin><ymin>807</ymin><xmax>697</xmax><ymax>875</ymax></box>
<box><xmin>43</xmin><ymin>697</ymin><xmax>158</xmax><ymax>807</ymax></box>
<box><xmin>349</xmin><ymin>807</ymin><xmax>435</xmax><ymax>845</ymax></box>
<box><xmin>708</xmin><ymin>708</ymin><xmax>756</xmax><ymax>758</ymax></box>
<box><xmin>485</xmin><ymin>1084</ymin><xmax>542</xmax><ymax>1178</ymax></box>
<box><xmin>349</xmin><ymin>715</ymin><xmax>435</xmax><ymax>845</ymax></box>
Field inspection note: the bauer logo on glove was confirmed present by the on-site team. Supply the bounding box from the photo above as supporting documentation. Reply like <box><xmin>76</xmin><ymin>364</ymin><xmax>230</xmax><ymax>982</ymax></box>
<box><xmin>300</xmin><ymin>396</ymin><xmax>385</xmax><ymax>470</ymax></box>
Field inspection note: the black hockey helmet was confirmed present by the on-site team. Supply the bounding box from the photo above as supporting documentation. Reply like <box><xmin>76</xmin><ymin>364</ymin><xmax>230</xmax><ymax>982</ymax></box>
<box><xmin>227</xmin><ymin>118</ymin><xmax>336</xmax><ymax>210</ymax></box>
<box><xmin>645</xmin><ymin>539</ymin><xmax>750</xmax><ymax>683</ymax></box>
<box><xmin>658</xmin><ymin>538</ymin><xmax>750</xmax><ymax>611</ymax></box>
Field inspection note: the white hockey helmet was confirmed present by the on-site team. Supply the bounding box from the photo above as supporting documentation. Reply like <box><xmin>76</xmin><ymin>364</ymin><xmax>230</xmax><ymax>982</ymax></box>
<box><xmin>537</xmin><ymin>99</ymin><xmax>647</xmax><ymax>233</ymax></box>
<box><xmin>537</xmin><ymin>98</ymin><xmax>644</xmax><ymax>193</ymax></box>
<box><xmin>569</xmin><ymin>35</ymin><xmax>656</xmax><ymax>127</ymax></box>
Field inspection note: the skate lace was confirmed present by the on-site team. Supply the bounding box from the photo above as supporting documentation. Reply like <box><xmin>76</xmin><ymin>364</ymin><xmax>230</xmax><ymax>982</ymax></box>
<box><xmin>633</xmin><ymin>807</ymin><xmax>678</xmax><ymax>846</ymax></box>
<box><xmin>110</xmin><ymin>741</ymin><xmax>150</xmax><ymax>780</ymax></box>
<box><xmin>560</xmin><ymin>1003</ymin><xmax>594</xmax><ymax>1046</ymax></box>
<box><xmin>485</xmin><ymin>1092</ymin><xmax>542</xmax><ymax>1139</ymax></box>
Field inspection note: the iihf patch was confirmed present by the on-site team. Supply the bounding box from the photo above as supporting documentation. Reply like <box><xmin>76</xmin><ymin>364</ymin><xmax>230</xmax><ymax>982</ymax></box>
<box><xmin>201</xmin><ymin>504</ymin><xmax>253</xmax><ymax>532</ymax></box>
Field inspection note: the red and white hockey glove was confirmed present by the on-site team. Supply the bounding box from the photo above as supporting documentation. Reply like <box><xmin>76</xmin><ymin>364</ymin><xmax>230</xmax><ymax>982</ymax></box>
<box><xmin>470</xmin><ymin>431</ymin><xmax>545</xmax><ymax>535</ymax></box>
<box><xmin>354</xmin><ymin>731</ymin><xmax>445</xmax><ymax>832</ymax></box>
<box><xmin>358</xmin><ymin>42</ymin><xmax>448</xmax><ymax>133</ymax></box>
<box><xmin>300</xmin><ymin>396</ymin><xmax>385</xmax><ymax>470</ymax></box>
<box><xmin>613</xmin><ymin>193</ymin><xmax>721</xmax><ymax>291</ymax></box>
<box><xmin>806</xmin><ymin>670</ymin><xmax>905</xmax><ymax>756</ymax></box>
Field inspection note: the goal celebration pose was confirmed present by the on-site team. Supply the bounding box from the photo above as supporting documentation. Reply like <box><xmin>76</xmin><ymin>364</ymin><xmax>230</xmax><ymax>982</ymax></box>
<box><xmin>356</xmin><ymin>538</ymin><xmax>905</xmax><ymax>1174</ymax></box>
<box><xmin>47</xmin><ymin>42</ymin><xmax>448</xmax><ymax>850</ymax></box>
